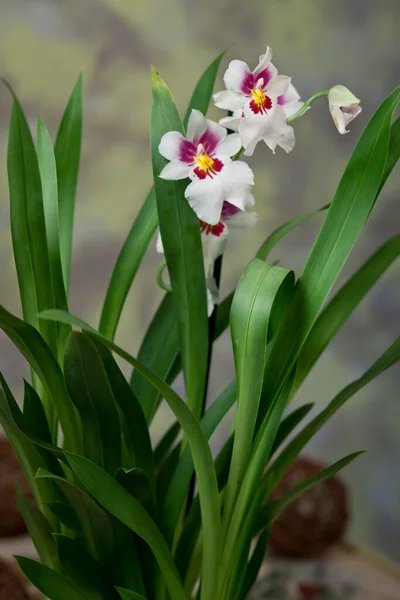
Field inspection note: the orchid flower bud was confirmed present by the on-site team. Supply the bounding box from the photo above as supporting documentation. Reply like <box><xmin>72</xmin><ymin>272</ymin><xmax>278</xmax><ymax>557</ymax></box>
<box><xmin>328</xmin><ymin>85</ymin><xmax>362</xmax><ymax>134</ymax></box>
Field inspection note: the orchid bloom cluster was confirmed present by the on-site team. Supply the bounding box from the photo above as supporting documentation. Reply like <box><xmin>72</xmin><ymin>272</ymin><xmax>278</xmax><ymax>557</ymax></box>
<box><xmin>157</xmin><ymin>46</ymin><xmax>362</xmax><ymax>315</ymax></box>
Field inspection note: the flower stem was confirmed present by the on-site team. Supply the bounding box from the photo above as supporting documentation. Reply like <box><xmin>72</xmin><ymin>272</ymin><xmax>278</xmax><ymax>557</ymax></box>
<box><xmin>286</xmin><ymin>89</ymin><xmax>330</xmax><ymax>123</ymax></box>
<box><xmin>233</xmin><ymin>146</ymin><xmax>244</xmax><ymax>160</ymax></box>
<box><xmin>156</xmin><ymin>258</ymin><xmax>172</xmax><ymax>293</ymax></box>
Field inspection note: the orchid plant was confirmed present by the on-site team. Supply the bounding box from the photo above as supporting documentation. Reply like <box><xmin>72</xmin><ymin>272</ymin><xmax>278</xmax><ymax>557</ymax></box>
<box><xmin>0</xmin><ymin>46</ymin><xmax>399</xmax><ymax>600</ymax></box>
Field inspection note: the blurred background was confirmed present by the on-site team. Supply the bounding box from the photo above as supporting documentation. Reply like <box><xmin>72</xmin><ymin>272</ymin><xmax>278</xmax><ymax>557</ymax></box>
<box><xmin>0</xmin><ymin>0</ymin><xmax>399</xmax><ymax>562</ymax></box>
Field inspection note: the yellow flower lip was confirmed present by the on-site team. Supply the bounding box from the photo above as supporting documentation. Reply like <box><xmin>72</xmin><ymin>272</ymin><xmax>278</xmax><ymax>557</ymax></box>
<box><xmin>195</xmin><ymin>152</ymin><xmax>215</xmax><ymax>172</ymax></box>
<box><xmin>251</xmin><ymin>87</ymin><xmax>267</xmax><ymax>107</ymax></box>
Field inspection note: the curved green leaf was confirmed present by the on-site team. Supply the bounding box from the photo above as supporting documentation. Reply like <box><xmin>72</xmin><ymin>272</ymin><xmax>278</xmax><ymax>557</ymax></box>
<box><xmin>37</xmin><ymin>117</ymin><xmax>70</xmax><ymax>354</ymax></box>
<box><xmin>0</xmin><ymin>305</ymin><xmax>80</xmax><ymax>451</ymax></box>
<box><xmin>37</xmin><ymin>468</ymin><xmax>114</xmax><ymax>567</ymax></box>
<box><xmin>65</xmin><ymin>453</ymin><xmax>187</xmax><ymax>600</ymax></box>
<box><xmin>38</xmin><ymin>308</ymin><xmax>221</xmax><ymax>600</ymax></box>
<box><xmin>258</xmin><ymin>85</ymin><xmax>400</xmax><ymax>428</ymax></box>
<box><xmin>17</xmin><ymin>482</ymin><xmax>59</xmax><ymax>569</ymax></box>
<box><xmin>264</xmin><ymin>336</ymin><xmax>400</xmax><ymax>498</ymax></box>
<box><xmin>54</xmin><ymin>74</ymin><xmax>82</xmax><ymax>292</ymax></box>
<box><xmin>16</xmin><ymin>556</ymin><xmax>87</xmax><ymax>600</ymax></box>
<box><xmin>223</xmin><ymin>261</ymin><xmax>294</xmax><ymax>535</ymax></box>
<box><xmin>54</xmin><ymin>534</ymin><xmax>116</xmax><ymax>600</ymax></box>
<box><xmin>116</xmin><ymin>588</ymin><xmax>148</xmax><ymax>600</ymax></box>
<box><xmin>257</xmin><ymin>452</ymin><xmax>363</xmax><ymax>533</ymax></box>
<box><xmin>92</xmin><ymin>338</ymin><xmax>155</xmax><ymax>494</ymax></box>
<box><xmin>130</xmin><ymin>293</ymin><xmax>178</xmax><ymax>422</ymax></box>
<box><xmin>63</xmin><ymin>332</ymin><xmax>121</xmax><ymax>474</ymax></box>
<box><xmin>295</xmin><ymin>235</ymin><xmax>400</xmax><ymax>389</ymax></box>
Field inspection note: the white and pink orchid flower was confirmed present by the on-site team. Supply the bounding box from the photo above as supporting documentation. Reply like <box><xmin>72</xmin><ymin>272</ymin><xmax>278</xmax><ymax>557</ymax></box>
<box><xmin>158</xmin><ymin>109</ymin><xmax>254</xmax><ymax>225</ymax></box>
<box><xmin>157</xmin><ymin>199</ymin><xmax>257</xmax><ymax>316</ymax></box>
<box><xmin>213</xmin><ymin>47</ymin><xmax>303</xmax><ymax>156</ymax></box>
<box><xmin>328</xmin><ymin>85</ymin><xmax>362</xmax><ymax>134</ymax></box>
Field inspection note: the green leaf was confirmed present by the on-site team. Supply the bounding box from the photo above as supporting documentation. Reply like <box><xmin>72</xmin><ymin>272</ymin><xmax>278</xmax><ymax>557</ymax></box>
<box><xmin>151</xmin><ymin>68</ymin><xmax>209</xmax><ymax>422</ymax></box>
<box><xmin>116</xmin><ymin>467</ymin><xmax>154</xmax><ymax>516</ymax></box>
<box><xmin>63</xmin><ymin>332</ymin><xmax>121</xmax><ymax>474</ymax></box>
<box><xmin>295</xmin><ymin>235</ymin><xmax>400</xmax><ymax>389</ymax></box>
<box><xmin>259</xmin><ymin>452</ymin><xmax>363</xmax><ymax>530</ymax></box>
<box><xmin>38</xmin><ymin>308</ymin><xmax>221</xmax><ymax>600</ymax></box>
<box><xmin>99</xmin><ymin>188</ymin><xmax>158</xmax><ymax>340</ymax></box>
<box><xmin>23</xmin><ymin>380</ymin><xmax>52</xmax><ymax>444</ymax></box>
<box><xmin>65</xmin><ymin>453</ymin><xmax>187</xmax><ymax>600</ymax></box>
<box><xmin>154</xmin><ymin>421</ymin><xmax>181</xmax><ymax>469</ymax></box>
<box><xmin>0</xmin><ymin>305</ymin><xmax>80</xmax><ymax>452</ymax></box>
<box><xmin>37</xmin><ymin>468</ymin><xmax>114</xmax><ymax>567</ymax></box>
<box><xmin>256</xmin><ymin>204</ymin><xmax>330</xmax><ymax>261</ymax></box>
<box><xmin>182</xmin><ymin>51</ymin><xmax>225</xmax><ymax>127</ymax></box>
<box><xmin>264</xmin><ymin>336</ymin><xmax>400</xmax><ymax>497</ymax></box>
<box><xmin>46</xmin><ymin>501</ymin><xmax>82</xmax><ymax>532</ymax></box>
<box><xmin>17</xmin><ymin>482</ymin><xmax>59</xmax><ymax>569</ymax></box>
<box><xmin>16</xmin><ymin>556</ymin><xmax>87</xmax><ymax>600</ymax></box>
<box><xmin>223</xmin><ymin>261</ymin><xmax>294</xmax><ymax>535</ymax></box>
<box><xmin>37</xmin><ymin>117</ymin><xmax>70</xmax><ymax>354</ymax></box>
<box><xmin>237</xmin><ymin>528</ymin><xmax>270</xmax><ymax>600</ymax></box>
<box><xmin>160</xmin><ymin>380</ymin><xmax>236</xmax><ymax>546</ymax></box>
<box><xmin>0</xmin><ymin>373</ymin><xmax>62</xmax><ymax>511</ymax></box>
<box><xmin>378</xmin><ymin>115</ymin><xmax>400</xmax><ymax>195</ymax></box>
<box><xmin>54</xmin><ymin>534</ymin><xmax>116</xmax><ymax>600</ymax></box>
<box><xmin>130</xmin><ymin>293</ymin><xmax>178</xmax><ymax>422</ymax></box>
<box><xmin>91</xmin><ymin>337</ymin><xmax>155</xmax><ymax>494</ymax></box>
<box><xmin>258</xmin><ymin>86</ymin><xmax>400</xmax><ymax>427</ymax></box>
<box><xmin>54</xmin><ymin>74</ymin><xmax>82</xmax><ymax>292</ymax></box>
<box><xmin>269</xmin><ymin>403</ymin><xmax>314</xmax><ymax>458</ymax></box>
<box><xmin>116</xmin><ymin>588</ymin><xmax>148</xmax><ymax>600</ymax></box>
<box><xmin>99</xmin><ymin>53</ymin><xmax>223</xmax><ymax>342</ymax></box>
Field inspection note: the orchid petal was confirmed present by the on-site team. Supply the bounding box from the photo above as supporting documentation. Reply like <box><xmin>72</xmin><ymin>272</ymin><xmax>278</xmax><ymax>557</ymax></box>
<box><xmin>185</xmin><ymin>178</ymin><xmax>226</xmax><ymax>225</ymax></box>
<box><xmin>278</xmin><ymin>83</ymin><xmax>304</xmax><ymax>117</ymax></box>
<box><xmin>254</xmin><ymin>47</ymin><xmax>273</xmax><ymax>76</ymax></box>
<box><xmin>156</xmin><ymin>231</ymin><xmax>164</xmax><ymax>254</ymax></box>
<box><xmin>215</xmin><ymin>133</ymin><xmax>242</xmax><ymax>158</ymax></box>
<box><xmin>159</xmin><ymin>161</ymin><xmax>191</xmax><ymax>180</ymax></box>
<box><xmin>213</xmin><ymin>89</ymin><xmax>245</xmax><ymax>111</ymax></box>
<box><xmin>266</xmin><ymin>75</ymin><xmax>291</xmax><ymax>98</ymax></box>
<box><xmin>224</xmin><ymin>59</ymin><xmax>253</xmax><ymax>94</ymax></box>
<box><xmin>158</xmin><ymin>131</ymin><xmax>195</xmax><ymax>164</ymax></box>
<box><xmin>187</xmin><ymin>109</ymin><xmax>207</xmax><ymax>142</ymax></box>
<box><xmin>219</xmin><ymin>114</ymin><xmax>242</xmax><ymax>132</ymax></box>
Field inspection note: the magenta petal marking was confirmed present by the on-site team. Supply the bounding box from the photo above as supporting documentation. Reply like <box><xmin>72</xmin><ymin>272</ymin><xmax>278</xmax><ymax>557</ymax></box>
<box><xmin>277</xmin><ymin>93</ymin><xmax>286</xmax><ymax>106</ymax></box>
<box><xmin>200</xmin><ymin>220</ymin><xmax>225</xmax><ymax>237</ymax></box>
<box><xmin>179</xmin><ymin>139</ymin><xmax>197</xmax><ymax>164</ymax></box>
<box><xmin>256</xmin><ymin>65</ymin><xmax>273</xmax><ymax>88</ymax></box>
<box><xmin>241</xmin><ymin>71</ymin><xmax>255</xmax><ymax>95</ymax></box>
<box><xmin>221</xmin><ymin>201</ymin><xmax>241</xmax><ymax>219</ymax></box>
<box><xmin>199</xmin><ymin>128</ymin><xmax>221</xmax><ymax>156</ymax></box>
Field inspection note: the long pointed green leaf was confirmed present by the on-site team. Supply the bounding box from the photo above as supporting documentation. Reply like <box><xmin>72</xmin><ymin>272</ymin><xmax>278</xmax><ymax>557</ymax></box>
<box><xmin>38</xmin><ymin>308</ymin><xmax>221</xmax><ymax>600</ymax></box>
<box><xmin>264</xmin><ymin>336</ymin><xmax>400</xmax><ymax>496</ymax></box>
<box><xmin>55</xmin><ymin>534</ymin><xmax>116</xmax><ymax>600</ymax></box>
<box><xmin>223</xmin><ymin>262</ymin><xmax>294</xmax><ymax>537</ymax></box>
<box><xmin>63</xmin><ymin>332</ymin><xmax>121</xmax><ymax>474</ymax></box>
<box><xmin>258</xmin><ymin>85</ymin><xmax>400</xmax><ymax>428</ymax></box>
<box><xmin>151</xmin><ymin>68</ymin><xmax>209</xmax><ymax>422</ymax></box>
<box><xmin>259</xmin><ymin>452</ymin><xmax>363</xmax><ymax>531</ymax></box>
<box><xmin>100</xmin><ymin>53</ymin><xmax>224</xmax><ymax>341</ymax></box>
<box><xmin>54</xmin><ymin>75</ymin><xmax>82</xmax><ymax>291</ymax></box>
<box><xmin>295</xmin><ymin>235</ymin><xmax>400</xmax><ymax>389</ymax></box>
<box><xmin>378</xmin><ymin>115</ymin><xmax>400</xmax><ymax>195</ymax></box>
<box><xmin>92</xmin><ymin>338</ymin><xmax>155</xmax><ymax>495</ymax></box>
<box><xmin>0</xmin><ymin>374</ymin><xmax>61</xmax><ymax>513</ymax></box>
<box><xmin>0</xmin><ymin>305</ymin><xmax>80</xmax><ymax>451</ymax></box>
<box><xmin>16</xmin><ymin>482</ymin><xmax>59</xmax><ymax>569</ymax></box>
<box><xmin>65</xmin><ymin>453</ymin><xmax>187</xmax><ymax>600</ymax></box>
<box><xmin>37</xmin><ymin>117</ymin><xmax>70</xmax><ymax>353</ymax></box>
<box><xmin>130</xmin><ymin>293</ymin><xmax>178</xmax><ymax>422</ymax></box>
<box><xmin>117</xmin><ymin>588</ymin><xmax>148</xmax><ymax>600</ymax></box>
<box><xmin>37</xmin><ymin>468</ymin><xmax>114</xmax><ymax>568</ymax></box>
<box><xmin>16</xmin><ymin>556</ymin><xmax>87</xmax><ymax>600</ymax></box>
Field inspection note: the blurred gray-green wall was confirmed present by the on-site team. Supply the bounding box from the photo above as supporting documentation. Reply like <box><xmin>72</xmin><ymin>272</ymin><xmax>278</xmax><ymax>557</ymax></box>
<box><xmin>0</xmin><ymin>0</ymin><xmax>399</xmax><ymax>560</ymax></box>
